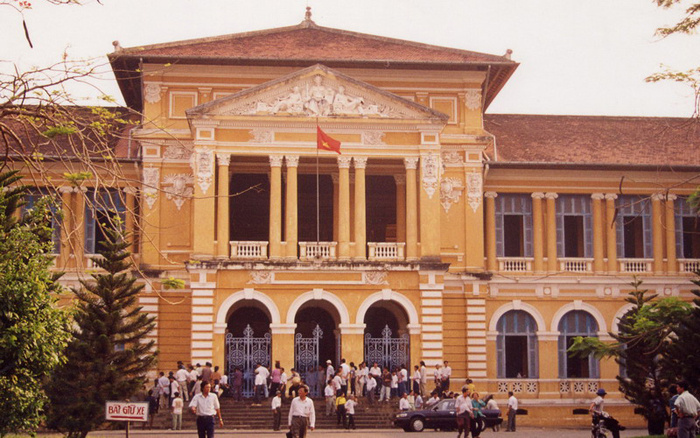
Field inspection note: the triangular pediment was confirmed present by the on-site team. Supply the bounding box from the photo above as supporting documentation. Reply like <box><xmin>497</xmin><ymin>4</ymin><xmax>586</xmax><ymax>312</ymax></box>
<box><xmin>187</xmin><ymin>64</ymin><xmax>449</xmax><ymax>123</ymax></box>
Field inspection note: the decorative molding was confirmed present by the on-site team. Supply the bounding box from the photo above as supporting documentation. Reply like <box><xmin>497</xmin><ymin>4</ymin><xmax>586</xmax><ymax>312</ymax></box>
<box><xmin>440</xmin><ymin>177</ymin><xmax>464</xmax><ymax>213</ymax></box>
<box><xmin>163</xmin><ymin>143</ymin><xmax>193</xmax><ymax>160</ymax></box>
<box><xmin>249</xmin><ymin>271</ymin><xmax>273</xmax><ymax>284</ymax></box>
<box><xmin>591</xmin><ymin>193</ymin><xmax>605</xmax><ymax>200</ymax></box>
<box><xmin>545</xmin><ymin>192</ymin><xmax>559</xmax><ymax>200</ymax></box>
<box><xmin>531</xmin><ymin>192</ymin><xmax>545</xmax><ymax>199</ymax></box>
<box><xmin>216</xmin><ymin>153</ymin><xmax>231</xmax><ymax>167</ymax></box>
<box><xmin>163</xmin><ymin>174</ymin><xmax>194</xmax><ymax>211</ymax></box>
<box><xmin>142</xmin><ymin>167</ymin><xmax>160</xmax><ymax>209</ymax></box>
<box><xmin>337</xmin><ymin>156</ymin><xmax>352</xmax><ymax>169</ymax></box>
<box><xmin>666</xmin><ymin>194</ymin><xmax>677</xmax><ymax>201</ymax></box>
<box><xmin>404</xmin><ymin>157</ymin><xmax>419</xmax><ymax>170</ymax></box>
<box><xmin>421</xmin><ymin>153</ymin><xmax>440</xmax><ymax>199</ymax></box>
<box><xmin>269</xmin><ymin>155</ymin><xmax>284</xmax><ymax>167</ymax></box>
<box><xmin>394</xmin><ymin>174</ymin><xmax>406</xmax><ymax>185</ymax></box>
<box><xmin>484</xmin><ymin>191</ymin><xmax>498</xmax><ymax>199</ymax></box>
<box><xmin>362</xmin><ymin>271</ymin><xmax>388</xmax><ymax>285</ymax></box>
<box><xmin>144</xmin><ymin>83</ymin><xmax>162</xmax><ymax>104</ymax></box>
<box><xmin>285</xmin><ymin>155</ymin><xmax>300</xmax><ymax>167</ymax></box>
<box><xmin>466</xmin><ymin>172</ymin><xmax>483</xmax><ymax>212</ymax></box>
<box><xmin>604</xmin><ymin>194</ymin><xmax>618</xmax><ymax>201</ymax></box>
<box><xmin>465</xmin><ymin>89</ymin><xmax>482</xmax><ymax>110</ymax></box>
<box><xmin>362</xmin><ymin>131</ymin><xmax>385</xmax><ymax>145</ymax></box>
<box><xmin>353</xmin><ymin>157</ymin><xmax>368</xmax><ymax>169</ymax></box>
<box><xmin>441</xmin><ymin>151</ymin><xmax>463</xmax><ymax>166</ymax></box>
<box><xmin>651</xmin><ymin>193</ymin><xmax>665</xmax><ymax>201</ymax></box>
<box><xmin>250</xmin><ymin>129</ymin><xmax>273</xmax><ymax>144</ymax></box>
<box><xmin>194</xmin><ymin>148</ymin><xmax>214</xmax><ymax>194</ymax></box>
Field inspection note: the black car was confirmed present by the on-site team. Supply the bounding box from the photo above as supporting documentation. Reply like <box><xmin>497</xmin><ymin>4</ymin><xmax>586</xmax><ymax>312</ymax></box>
<box><xmin>394</xmin><ymin>399</ymin><xmax>503</xmax><ymax>433</ymax></box>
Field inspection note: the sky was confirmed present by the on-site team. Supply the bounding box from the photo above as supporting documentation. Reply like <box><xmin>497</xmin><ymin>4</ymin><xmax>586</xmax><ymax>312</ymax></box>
<box><xmin>1</xmin><ymin>0</ymin><xmax>698</xmax><ymax>117</ymax></box>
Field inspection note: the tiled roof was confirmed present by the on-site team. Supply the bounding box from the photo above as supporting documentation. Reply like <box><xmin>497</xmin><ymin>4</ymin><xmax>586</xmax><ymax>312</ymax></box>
<box><xmin>484</xmin><ymin>114</ymin><xmax>700</xmax><ymax>168</ymax></box>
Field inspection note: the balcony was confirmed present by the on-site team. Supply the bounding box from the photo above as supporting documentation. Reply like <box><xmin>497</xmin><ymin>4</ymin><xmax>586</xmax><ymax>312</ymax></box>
<box><xmin>497</xmin><ymin>257</ymin><xmax>534</xmax><ymax>272</ymax></box>
<box><xmin>230</xmin><ymin>241</ymin><xmax>269</xmax><ymax>260</ymax></box>
<box><xmin>559</xmin><ymin>258</ymin><xmax>593</xmax><ymax>273</ymax></box>
<box><xmin>368</xmin><ymin>242</ymin><xmax>405</xmax><ymax>261</ymax></box>
<box><xmin>299</xmin><ymin>241</ymin><xmax>337</xmax><ymax>261</ymax></box>
<box><xmin>618</xmin><ymin>258</ymin><xmax>653</xmax><ymax>273</ymax></box>
<box><xmin>679</xmin><ymin>259</ymin><xmax>700</xmax><ymax>273</ymax></box>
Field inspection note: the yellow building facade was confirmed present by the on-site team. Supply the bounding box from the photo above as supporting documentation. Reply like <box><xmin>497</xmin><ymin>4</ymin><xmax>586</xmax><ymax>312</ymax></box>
<box><xmin>14</xmin><ymin>12</ymin><xmax>700</xmax><ymax>425</ymax></box>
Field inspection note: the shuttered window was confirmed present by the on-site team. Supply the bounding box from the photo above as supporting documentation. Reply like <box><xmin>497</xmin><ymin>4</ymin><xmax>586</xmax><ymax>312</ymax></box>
<box><xmin>675</xmin><ymin>196</ymin><xmax>700</xmax><ymax>259</ymax></box>
<box><xmin>495</xmin><ymin>194</ymin><xmax>533</xmax><ymax>257</ymax></box>
<box><xmin>24</xmin><ymin>188</ymin><xmax>61</xmax><ymax>254</ymax></box>
<box><xmin>558</xmin><ymin>310</ymin><xmax>599</xmax><ymax>378</ymax></box>
<box><xmin>556</xmin><ymin>195</ymin><xmax>592</xmax><ymax>258</ymax></box>
<box><xmin>85</xmin><ymin>189</ymin><xmax>125</xmax><ymax>254</ymax></box>
<box><xmin>616</xmin><ymin>195</ymin><xmax>652</xmax><ymax>258</ymax></box>
<box><xmin>496</xmin><ymin>310</ymin><xmax>539</xmax><ymax>379</ymax></box>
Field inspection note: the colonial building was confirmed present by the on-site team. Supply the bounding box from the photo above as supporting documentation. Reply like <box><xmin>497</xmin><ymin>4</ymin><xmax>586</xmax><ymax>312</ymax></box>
<box><xmin>10</xmin><ymin>9</ymin><xmax>700</xmax><ymax>424</ymax></box>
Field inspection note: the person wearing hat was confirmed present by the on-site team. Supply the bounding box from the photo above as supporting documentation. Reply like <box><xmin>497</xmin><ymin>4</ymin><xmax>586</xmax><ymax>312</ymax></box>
<box><xmin>590</xmin><ymin>388</ymin><xmax>607</xmax><ymax>416</ymax></box>
<box><xmin>325</xmin><ymin>360</ymin><xmax>335</xmax><ymax>383</ymax></box>
<box><xmin>590</xmin><ymin>388</ymin><xmax>624</xmax><ymax>438</ymax></box>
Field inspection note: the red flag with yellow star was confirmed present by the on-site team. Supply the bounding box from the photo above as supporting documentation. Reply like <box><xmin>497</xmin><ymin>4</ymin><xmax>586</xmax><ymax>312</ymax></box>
<box><xmin>317</xmin><ymin>126</ymin><xmax>341</xmax><ymax>154</ymax></box>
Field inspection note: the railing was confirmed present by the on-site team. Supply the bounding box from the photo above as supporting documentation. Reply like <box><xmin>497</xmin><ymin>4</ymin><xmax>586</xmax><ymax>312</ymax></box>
<box><xmin>498</xmin><ymin>257</ymin><xmax>534</xmax><ymax>272</ymax></box>
<box><xmin>558</xmin><ymin>379</ymin><xmax>600</xmax><ymax>395</ymax></box>
<box><xmin>618</xmin><ymin>258</ymin><xmax>653</xmax><ymax>273</ymax></box>
<box><xmin>559</xmin><ymin>258</ymin><xmax>593</xmax><ymax>273</ymax></box>
<box><xmin>299</xmin><ymin>241</ymin><xmax>337</xmax><ymax>261</ymax></box>
<box><xmin>368</xmin><ymin>242</ymin><xmax>405</xmax><ymax>261</ymax></box>
<box><xmin>679</xmin><ymin>259</ymin><xmax>700</xmax><ymax>273</ymax></box>
<box><xmin>85</xmin><ymin>254</ymin><xmax>105</xmax><ymax>269</ymax></box>
<box><xmin>496</xmin><ymin>379</ymin><xmax>539</xmax><ymax>395</ymax></box>
<box><xmin>230</xmin><ymin>241</ymin><xmax>268</xmax><ymax>260</ymax></box>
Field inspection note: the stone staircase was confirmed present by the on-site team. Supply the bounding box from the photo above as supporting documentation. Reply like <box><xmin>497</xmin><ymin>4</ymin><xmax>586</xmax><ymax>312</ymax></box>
<box><xmin>149</xmin><ymin>397</ymin><xmax>398</xmax><ymax>431</ymax></box>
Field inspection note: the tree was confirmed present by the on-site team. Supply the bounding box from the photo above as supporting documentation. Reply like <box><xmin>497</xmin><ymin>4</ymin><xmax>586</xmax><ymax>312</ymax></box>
<box><xmin>45</xmin><ymin>226</ymin><xmax>157</xmax><ymax>438</ymax></box>
<box><xmin>568</xmin><ymin>279</ymin><xmax>693</xmax><ymax>421</ymax></box>
<box><xmin>0</xmin><ymin>170</ymin><xmax>70</xmax><ymax>436</ymax></box>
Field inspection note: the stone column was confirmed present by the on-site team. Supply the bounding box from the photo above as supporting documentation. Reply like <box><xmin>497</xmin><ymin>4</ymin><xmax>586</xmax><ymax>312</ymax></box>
<box><xmin>395</xmin><ymin>175</ymin><xmax>407</xmax><ymax>243</ymax></box>
<box><xmin>332</xmin><ymin>174</ymin><xmax>339</xmax><ymax>242</ymax></box>
<box><xmin>405</xmin><ymin>157</ymin><xmax>419</xmax><ymax>261</ymax></box>
<box><xmin>666</xmin><ymin>194</ymin><xmax>678</xmax><ymax>273</ymax></box>
<box><xmin>216</xmin><ymin>153</ymin><xmax>231</xmax><ymax>258</ymax></box>
<box><xmin>192</xmin><ymin>149</ymin><xmax>215</xmax><ymax>258</ymax></box>
<box><xmin>651</xmin><ymin>193</ymin><xmax>664</xmax><ymax>273</ymax></box>
<box><xmin>123</xmin><ymin>187</ymin><xmax>137</xmax><ymax>254</ymax></box>
<box><xmin>545</xmin><ymin>193</ymin><xmax>558</xmax><ymax>272</ymax></box>
<box><xmin>418</xmin><ymin>153</ymin><xmax>441</xmax><ymax>259</ymax></box>
<box><xmin>605</xmin><ymin>194</ymin><xmax>618</xmax><ymax>272</ymax></box>
<box><xmin>354</xmin><ymin>157</ymin><xmax>368</xmax><ymax>260</ymax></box>
<box><xmin>285</xmin><ymin>155</ymin><xmax>299</xmax><ymax>259</ymax></box>
<box><xmin>270</xmin><ymin>324</ymin><xmax>297</xmax><ymax>374</ymax></box>
<box><xmin>591</xmin><ymin>194</ymin><xmax>605</xmax><ymax>273</ymax></box>
<box><xmin>269</xmin><ymin>155</ymin><xmax>283</xmax><ymax>259</ymax></box>
<box><xmin>339</xmin><ymin>324</ymin><xmax>366</xmax><ymax>365</ymax></box>
<box><xmin>531</xmin><ymin>192</ymin><xmax>545</xmax><ymax>272</ymax></box>
<box><xmin>484</xmin><ymin>192</ymin><xmax>498</xmax><ymax>271</ymax></box>
<box><xmin>74</xmin><ymin>186</ymin><xmax>87</xmax><ymax>267</ymax></box>
<box><xmin>338</xmin><ymin>156</ymin><xmax>352</xmax><ymax>260</ymax></box>
<box><xmin>58</xmin><ymin>186</ymin><xmax>74</xmax><ymax>268</ymax></box>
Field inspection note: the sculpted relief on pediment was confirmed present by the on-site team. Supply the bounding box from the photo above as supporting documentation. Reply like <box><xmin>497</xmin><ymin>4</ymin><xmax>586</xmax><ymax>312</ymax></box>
<box><xmin>220</xmin><ymin>74</ymin><xmax>415</xmax><ymax>119</ymax></box>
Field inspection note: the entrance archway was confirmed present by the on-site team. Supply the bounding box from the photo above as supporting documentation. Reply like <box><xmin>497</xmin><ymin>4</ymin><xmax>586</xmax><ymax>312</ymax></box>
<box><xmin>363</xmin><ymin>301</ymin><xmax>410</xmax><ymax>372</ymax></box>
<box><xmin>294</xmin><ymin>301</ymin><xmax>340</xmax><ymax>395</ymax></box>
<box><xmin>226</xmin><ymin>301</ymin><xmax>272</xmax><ymax>398</ymax></box>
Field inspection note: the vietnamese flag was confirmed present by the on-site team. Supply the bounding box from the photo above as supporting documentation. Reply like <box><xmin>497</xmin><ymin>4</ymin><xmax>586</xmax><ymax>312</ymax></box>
<box><xmin>317</xmin><ymin>126</ymin><xmax>342</xmax><ymax>154</ymax></box>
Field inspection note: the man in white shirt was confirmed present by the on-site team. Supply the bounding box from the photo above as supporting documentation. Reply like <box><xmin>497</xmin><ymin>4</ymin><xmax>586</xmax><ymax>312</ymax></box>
<box><xmin>433</xmin><ymin>364</ymin><xmax>443</xmax><ymax>396</ymax></box>
<box><xmin>506</xmin><ymin>391</ymin><xmax>518</xmax><ymax>432</ymax></box>
<box><xmin>399</xmin><ymin>392</ymin><xmax>411</xmax><ymax>411</ymax></box>
<box><xmin>189</xmin><ymin>381</ymin><xmax>223</xmax><ymax>438</ymax></box>
<box><xmin>345</xmin><ymin>395</ymin><xmax>357</xmax><ymax>429</ymax></box>
<box><xmin>456</xmin><ymin>387</ymin><xmax>473</xmax><ymax>438</ymax></box>
<box><xmin>254</xmin><ymin>362</ymin><xmax>269</xmax><ymax>405</ymax></box>
<box><xmin>288</xmin><ymin>386</ymin><xmax>315</xmax><ymax>438</ymax></box>
<box><xmin>271</xmin><ymin>390</ymin><xmax>282</xmax><ymax>431</ymax></box>
<box><xmin>675</xmin><ymin>381</ymin><xmax>700</xmax><ymax>438</ymax></box>
<box><xmin>326</xmin><ymin>360</ymin><xmax>335</xmax><ymax>383</ymax></box>
<box><xmin>365</xmin><ymin>371</ymin><xmax>376</xmax><ymax>405</ymax></box>
<box><xmin>399</xmin><ymin>365</ymin><xmax>408</xmax><ymax>398</ymax></box>
<box><xmin>158</xmin><ymin>372</ymin><xmax>170</xmax><ymax>408</ymax></box>
<box><xmin>442</xmin><ymin>361</ymin><xmax>452</xmax><ymax>394</ymax></box>
<box><xmin>339</xmin><ymin>358</ymin><xmax>350</xmax><ymax>395</ymax></box>
<box><xmin>415</xmin><ymin>393</ymin><xmax>423</xmax><ymax>409</ymax></box>
<box><xmin>332</xmin><ymin>371</ymin><xmax>343</xmax><ymax>396</ymax></box>
<box><xmin>419</xmin><ymin>361</ymin><xmax>427</xmax><ymax>397</ymax></box>
<box><xmin>175</xmin><ymin>365</ymin><xmax>190</xmax><ymax>401</ymax></box>
<box><xmin>324</xmin><ymin>379</ymin><xmax>336</xmax><ymax>416</ymax></box>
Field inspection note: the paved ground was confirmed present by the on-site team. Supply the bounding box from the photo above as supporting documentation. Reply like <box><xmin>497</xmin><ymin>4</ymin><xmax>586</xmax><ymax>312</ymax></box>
<box><xmin>86</xmin><ymin>427</ymin><xmax>649</xmax><ymax>437</ymax></box>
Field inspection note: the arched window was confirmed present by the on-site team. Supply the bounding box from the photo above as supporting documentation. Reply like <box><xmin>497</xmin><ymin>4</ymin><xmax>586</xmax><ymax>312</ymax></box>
<box><xmin>496</xmin><ymin>310</ymin><xmax>538</xmax><ymax>378</ymax></box>
<box><xmin>558</xmin><ymin>310</ymin><xmax>599</xmax><ymax>378</ymax></box>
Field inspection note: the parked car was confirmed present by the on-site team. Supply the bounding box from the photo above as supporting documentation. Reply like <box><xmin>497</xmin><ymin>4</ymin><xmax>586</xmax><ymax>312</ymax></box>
<box><xmin>393</xmin><ymin>398</ymin><xmax>503</xmax><ymax>432</ymax></box>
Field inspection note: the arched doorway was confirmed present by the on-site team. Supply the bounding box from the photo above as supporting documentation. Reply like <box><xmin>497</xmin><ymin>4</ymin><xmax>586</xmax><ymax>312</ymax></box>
<box><xmin>294</xmin><ymin>301</ymin><xmax>339</xmax><ymax>394</ymax></box>
<box><xmin>496</xmin><ymin>310</ymin><xmax>539</xmax><ymax>378</ymax></box>
<box><xmin>363</xmin><ymin>301</ymin><xmax>410</xmax><ymax>372</ymax></box>
<box><xmin>226</xmin><ymin>302</ymin><xmax>272</xmax><ymax>397</ymax></box>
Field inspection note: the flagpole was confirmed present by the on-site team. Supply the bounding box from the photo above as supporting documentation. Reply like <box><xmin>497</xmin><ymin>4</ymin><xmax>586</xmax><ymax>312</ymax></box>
<box><xmin>316</xmin><ymin>119</ymin><xmax>320</xmax><ymax>244</ymax></box>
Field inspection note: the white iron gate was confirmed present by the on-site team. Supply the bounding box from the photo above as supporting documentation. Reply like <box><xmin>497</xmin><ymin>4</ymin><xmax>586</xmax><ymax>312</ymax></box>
<box><xmin>364</xmin><ymin>324</ymin><xmax>410</xmax><ymax>371</ymax></box>
<box><xmin>226</xmin><ymin>325</ymin><xmax>271</xmax><ymax>397</ymax></box>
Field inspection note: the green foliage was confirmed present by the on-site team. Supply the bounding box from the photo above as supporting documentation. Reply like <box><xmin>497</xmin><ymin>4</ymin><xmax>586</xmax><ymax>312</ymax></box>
<box><xmin>0</xmin><ymin>170</ymin><xmax>71</xmax><ymax>436</ymax></box>
<box><xmin>45</xmin><ymin>228</ymin><xmax>157</xmax><ymax>438</ymax></box>
<box><xmin>41</xmin><ymin>124</ymin><xmax>77</xmax><ymax>138</ymax></box>
<box><xmin>161</xmin><ymin>277</ymin><xmax>185</xmax><ymax>290</ymax></box>
<box><xmin>569</xmin><ymin>278</ymin><xmax>693</xmax><ymax>421</ymax></box>
<box><xmin>62</xmin><ymin>171</ymin><xmax>92</xmax><ymax>186</ymax></box>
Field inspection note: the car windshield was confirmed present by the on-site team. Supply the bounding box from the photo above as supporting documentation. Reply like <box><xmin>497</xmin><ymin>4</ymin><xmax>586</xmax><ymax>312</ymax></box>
<box><xmin>436</xmin><ymin>400</ymin><xmax>455</xmax><ymax>411</ymax></box>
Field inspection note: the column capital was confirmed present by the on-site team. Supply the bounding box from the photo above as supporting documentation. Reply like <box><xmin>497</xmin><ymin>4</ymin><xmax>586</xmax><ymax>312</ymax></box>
<box><xmin>269</xmin><ymin>155</ymin><xmax>284</xmax><ymax>167</ymax></box>
<box><xmin>666</xmin><ymin>194</ymin><xmax>678</xmax><ymax>201</ymax></box>
<box><xmin>591</xmin><ymin>193</ymin><xmax>605</xmax><ymax>200</ymax></box>
<box><xmin>122</xmin><ymin>186</ymin><xmax>138</xmax><ymax>195</ymax></box>
<box><xmin>484</xmin><ymin>191</ymin><xmax>498</xmax><ymax>199</ymax></box>
<box><xmin>353</xmin><ymin>156</ymin><xmax>368</xmax><ymax>169</ymax></box>
<box><xmin>58</xmin><ymin>186</ymin><xmax>74</xmax><ymax>194</ymax></box>
<box><xmin>544</xmin><ymin>192</ymin><xmax>558</xmax><ymax>200</ymax></box>
<box><xmin>285</xmin><ymin>155</ymin><xmax>300</xmax><ymax>167</ymax></box>
<box><xmin>531</xmin><ymin>192</ymin><xmax>545</xmax><ymax>199</ymax></box>
<box><xmin>394</xmin><ymin>174</ymin><xmax>406</xmax><ymax>185</ymax></box>
<box><xmin>338</xmin><ymin>156</ymin><xmax>352</xmax><ymax>169</ymax></box>
<box><xmin>604</xmin><ymin>193</ymin><xmax>618</xmax><ymax>201</ymax></box>
<box><xmin>404</xmin><ymin>157</ymin><xmax>419</xmax><ymax>170</ymax></box>
<box><xmin>216</xmin><ymin>152</ymin><xmax>231</xmax><ymax>166</ymax></box>
<box><xmin>651</xmin><ymin>193</ymin><xmax>665</xmax><ymax>201</ymax></box>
